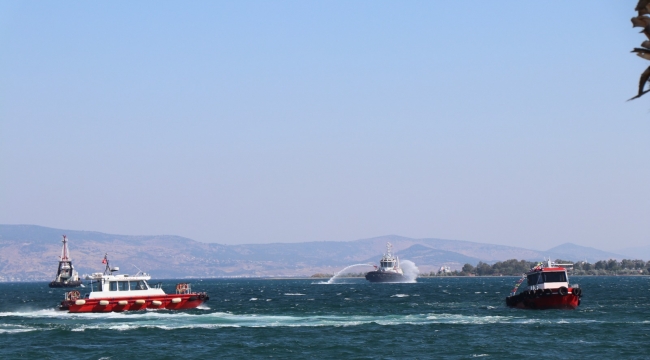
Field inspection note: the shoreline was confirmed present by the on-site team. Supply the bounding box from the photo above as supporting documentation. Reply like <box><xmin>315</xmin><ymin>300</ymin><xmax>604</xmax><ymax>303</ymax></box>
<box><xmin>2</xmin><ymin>274</ymin><xmax>648</xmax><ymax>284</ymax></box>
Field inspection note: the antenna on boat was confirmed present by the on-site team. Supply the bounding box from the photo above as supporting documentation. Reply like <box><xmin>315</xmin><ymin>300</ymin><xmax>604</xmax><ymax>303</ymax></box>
<box><xmin>60</xmin><ymin>235</ymin><xmax>70</xmax><ymax>261</ymax></box>
<box><xmin>102</xmin><ymin>253</ymin><xmax>119</xmax><ymax>275</ymax></box>
<box><xmin>132</xmin><ymin>264</ymin><xmax>144</xmax><ymax>276</ymax></box>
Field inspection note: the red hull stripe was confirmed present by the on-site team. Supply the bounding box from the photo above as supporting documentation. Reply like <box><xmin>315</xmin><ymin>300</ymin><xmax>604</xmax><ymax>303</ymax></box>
<box><xmin>507</xmin><ymin>294</ymin><xmax>580</xmax><ymax>310</ymax></box>
<box><xmin>62</xmin><ymin>294</ymin><xmax>207</xmax><ymax>313</ymax></box>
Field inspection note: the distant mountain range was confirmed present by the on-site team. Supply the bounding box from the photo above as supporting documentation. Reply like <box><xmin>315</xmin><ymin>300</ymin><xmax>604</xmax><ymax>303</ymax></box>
<box><xmin>618</xmin><ymin>245</ymin><xmax>650</xmax><ymax>261</ymax></box>
<box><xmin>0</xmin><ymin>224</ymin><xmax>633</xmax><ymax>281</ymax></box>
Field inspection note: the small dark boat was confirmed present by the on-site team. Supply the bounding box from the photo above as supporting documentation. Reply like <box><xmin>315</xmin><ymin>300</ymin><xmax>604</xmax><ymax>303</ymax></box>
<box><xmin>48</xmin><ymin>235</ymin><xmax>82</xmax><ymax>288</ymax></box>
<box><xmin>365</xmin><ymin>242</ymin><xmax>404</xmax><ymax>283</ymax></box>
<box><xmin>505</xmin><ymin>260</ymin><xmax>582</xmax><ymax>310</ymax></box>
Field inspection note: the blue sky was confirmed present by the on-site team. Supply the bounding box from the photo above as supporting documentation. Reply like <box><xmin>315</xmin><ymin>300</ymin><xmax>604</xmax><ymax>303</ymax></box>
<box><xmin>1</xmin><ymin>1</ymin><xmax>648</xmax><ymax>251</ymax></box>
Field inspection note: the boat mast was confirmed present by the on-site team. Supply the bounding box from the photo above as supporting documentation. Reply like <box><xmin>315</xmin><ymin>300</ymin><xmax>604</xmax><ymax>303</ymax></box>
<box><xmin>385</xmin><ymin>242</ymin><xmax>393</xmax><ymax>258</ymax></box>
<box><xmin>102</xmin><ymin>253</ymin><xmax>119</xmax><ymax>275</ymax></box>
<box><xmin>60</xmin><ymin>235</ymin><xmax>71</xmax><ymax>262</ymax></box>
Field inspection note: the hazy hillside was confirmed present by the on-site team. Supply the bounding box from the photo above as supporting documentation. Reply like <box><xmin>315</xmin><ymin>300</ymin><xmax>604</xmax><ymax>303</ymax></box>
<box><xmin>618</xmin><ymin>245</ymin><xmax>650</xmax><ymax>261</ymax></box>
<box><xmin>545</xmin><ymin>243</ymin><xmax>626</xmax><ymax>263</ymax></box>
<box><xmin>0</xmin><ymin>224</ymin><xmax>634</xmax><ymax>281</ymax></box>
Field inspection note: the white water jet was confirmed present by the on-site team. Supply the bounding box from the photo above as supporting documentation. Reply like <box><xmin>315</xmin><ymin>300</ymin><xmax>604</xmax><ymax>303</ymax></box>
<box><xmin>400</xmin><ymin>260</ymin><xmax>419</xmax><ymax>283</ymax></box>
<box><xmin>326</xmin><ymin>264</ymin><xmax>374</xmax><ymax>284</ymax></box>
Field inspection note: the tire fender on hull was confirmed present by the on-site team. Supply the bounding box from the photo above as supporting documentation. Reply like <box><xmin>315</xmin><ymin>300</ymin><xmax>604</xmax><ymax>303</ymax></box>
<box><xmin>62</xmin><ymin>293</ymin><xmax>208</xmax><ymax>313</ymax></box>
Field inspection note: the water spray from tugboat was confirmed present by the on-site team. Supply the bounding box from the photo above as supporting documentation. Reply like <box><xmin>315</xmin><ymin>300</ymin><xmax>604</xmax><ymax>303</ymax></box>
<box><xmin>325</xmin><ymin>261</ymin><xmax>419</xmax><ymax>283</ymax></box>
<box><xmin>325</xmin><ymin>242</ymin><xmax>420</xmax><ymax>284</ymax></box>
<box><xmin>326</xmin><ymin>264</ymin><xmax>374</xmax><ymax>284</ymax></box>
<box><xmin>363</xmin><ymin>242</ymin><xmax>419</xmax><ymax>283</ymax></box>
<box><xmin>400</xmin><ymin>260</ymin><xmax>419</xmax><ymax>283</ymax></box>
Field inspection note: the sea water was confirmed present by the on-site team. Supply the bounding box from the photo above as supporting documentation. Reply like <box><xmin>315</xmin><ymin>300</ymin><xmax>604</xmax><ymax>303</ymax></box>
<box><xmin>1</xmin><ymin>276</ymin><xmax>649</xmax><ymax>359</ymax></box>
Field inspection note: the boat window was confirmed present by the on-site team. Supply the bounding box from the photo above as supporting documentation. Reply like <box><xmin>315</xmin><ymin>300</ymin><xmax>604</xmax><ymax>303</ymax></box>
<box><xmin>542</xmin><ymin>272</ymin><xmax>567</xmax><ymax>283</ymax></box>
<box><xmin>526</xmin><ymin>273</ymin><xmax>540</xmax><ymax>286</ymax></box>
<box><xmin>130</xmin><ymin>280</ymin><xmax>147</xmax><ymax>290</ymax></box>
<box><xmin>97</xmin><ymin>282</ymin><xmax>103</xmax><ymax>291</ymax></box>
<box><xmin>118</xmin><ymin>281</ymin><xmax>129</xmax><ymax>291</ymax></box>
<box><xmin>109</xmin><ymin>281</ymin><xmax>117</xmax><ymax>291</ymax></box>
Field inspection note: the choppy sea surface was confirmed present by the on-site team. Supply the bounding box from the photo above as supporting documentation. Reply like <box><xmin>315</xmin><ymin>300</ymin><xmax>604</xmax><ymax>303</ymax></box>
<box><xmin>1</xmin><ymin>276</ymin><xmax>649</xmax><ymax>359</ymax></box>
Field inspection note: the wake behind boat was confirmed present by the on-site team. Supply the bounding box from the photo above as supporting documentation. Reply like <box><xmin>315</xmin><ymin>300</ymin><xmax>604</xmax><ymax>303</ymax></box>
<box><xmin>59</xmin><ymin>254</ymin><xmax>209</xmax><ymax>313</ymax></box>
<box><xmin>365</xmin><ymin>242</ymin><xmax>404</xmax><ymax>283</ymax></box>
<box><xmin>48</xmin><ymin>235</ymin><xmax>82</xmax><ymax>288</ymax></box>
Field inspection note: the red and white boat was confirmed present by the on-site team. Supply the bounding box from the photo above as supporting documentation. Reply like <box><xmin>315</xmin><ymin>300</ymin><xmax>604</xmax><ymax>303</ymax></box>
<box><xmin>505</xmin><ymin>260</ymin><xmax>582</xmax><ymax>310</ymax></box>
<box><xmin>59</xmin><ymin>255</ymin><xmax>209</xmax><ymax>313</ymax></box>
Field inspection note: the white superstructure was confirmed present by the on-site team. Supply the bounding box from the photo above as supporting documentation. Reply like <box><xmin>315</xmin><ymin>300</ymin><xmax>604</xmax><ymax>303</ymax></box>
<box><xmin>85</xmin><ymin>272</ymin><xmax>165</xmax><ymax>299</ymax></box>
<box><xmin>83</xmin><ymin>254</ymin><xmax>166</xmax><ymax>299</ymax></box>
<box><xmin>377</xmin><ymin>242</ymin><xmax>403</xmax><ymax>275</ymax></box>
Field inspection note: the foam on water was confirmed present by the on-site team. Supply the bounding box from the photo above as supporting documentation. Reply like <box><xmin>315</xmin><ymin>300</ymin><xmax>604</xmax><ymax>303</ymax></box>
<box><xmin>0</xmin><ymin>309</ymin><xmax>620</xmax><ymax>332</ymax></box>
<box><xmin>0</xmin><ymin>324</ymin><xmax>41</xmax><ymax>334</ymax></box>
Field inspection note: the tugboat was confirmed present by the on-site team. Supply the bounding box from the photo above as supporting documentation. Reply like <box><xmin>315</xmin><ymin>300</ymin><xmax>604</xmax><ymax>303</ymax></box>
<box><xmin>58</xmin><ymin>254</ymin><xmax>209</xmax><ymax>313</ymax></box>
<box><xmin>48</xmin><ymin>235</ymin><xmax>82</xmax><ymax>288</ymax></box>
<box><xmin>365</xmin><ymin>242</ymin><xmax>404</xmax><ymax>283</ymax></box>
<box><xmin>505</xmin><ymin>260</ymin><xmax>582</xmax><ymax>310</ymax></box>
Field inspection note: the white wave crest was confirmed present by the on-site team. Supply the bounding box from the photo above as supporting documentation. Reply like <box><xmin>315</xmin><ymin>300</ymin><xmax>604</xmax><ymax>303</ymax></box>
<box><xmin>0</xmin><ymin>324</ymin><xmax>41</xmax><ymax>334</ymax></box>
<box><xmin>0</xmin><ymin>310</ymin><xmax>617</xmax><ymax>332</ymax></box>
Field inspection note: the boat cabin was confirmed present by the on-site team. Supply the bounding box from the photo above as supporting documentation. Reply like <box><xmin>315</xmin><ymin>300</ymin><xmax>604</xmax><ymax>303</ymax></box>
<box><xmin>84</xmin><ymin>271</ymin><xmax>165</xmax><ymax>299</ymax></box>
<box><xmin>525</xmin><ymin>259</ymin><xmax>573</xmax><ymax>292</ymax></box>
<box><xmin>526</xmin><ymin>268</ymin><xmax>569</xmax><ymax>291</ymax></box>
<box><xmin>379</xmin><ymin>258</ymin><xmax>396</xmax><ymax>270</ymax></box>
<box><xmin>57</xmin><ymin>261</ymin><xmax>73</xmax><ymax>279</ymax></box>
<box><xmin>375</xmin><ymin>242</ymin><xmax>403</xmax><ymax>274</ymax></box>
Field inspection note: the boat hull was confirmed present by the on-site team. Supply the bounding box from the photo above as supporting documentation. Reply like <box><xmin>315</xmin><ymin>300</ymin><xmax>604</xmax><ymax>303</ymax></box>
<box><xmin>49</xmin><ymin>280</ymin><xmax>83</xmax><ymax>288</ymax></box>
<box><xmin>506</xmin><ymin>288</ymin><xmax>580</xmax><ymax>310</ymax></box>
<box><xmin>365</xmin><ymin>271</ymin><xmax>404</xmax><ymax>283</ymax></box>
<box><xmin>60</xmin><ymin>293</ymin><xmax>209</xmax><ymax>313</ymax></box>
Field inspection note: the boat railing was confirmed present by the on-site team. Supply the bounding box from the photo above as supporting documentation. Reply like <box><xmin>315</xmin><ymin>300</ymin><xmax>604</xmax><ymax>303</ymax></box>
<box><xmin>152</xmin><ymin>282</ymin><xmax>163</xmax><ymax>289</ymax></box>
<box><xmin>64</xmin><ymin>290</ymin><xmax>81</xmax><ymax>301</ymax></box>
<box><xmin>176</xmin><ymin>283</ymin><xmax>191</xmax><ymax>294</ymax></box>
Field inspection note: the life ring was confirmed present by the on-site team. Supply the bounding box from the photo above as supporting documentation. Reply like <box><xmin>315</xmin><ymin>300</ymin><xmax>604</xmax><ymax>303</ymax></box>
<box><xmin>558</xmin><ymin>286</ymin><xmax>568</xmax><ymax>296</ymax></box>
<box><xmin>176</xmin><ymin>283</ymin><xmax>188</xmax><ymax>293</ymax></box>
<box><xmin>70</xmin><ymin>290</ymin><xmax>80</xmax><ymax>300</ymax></box>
